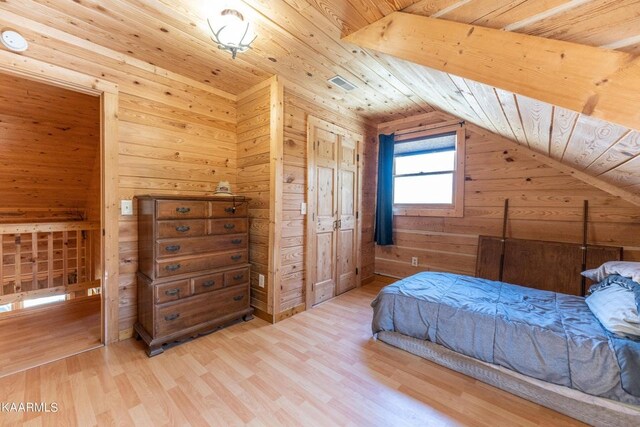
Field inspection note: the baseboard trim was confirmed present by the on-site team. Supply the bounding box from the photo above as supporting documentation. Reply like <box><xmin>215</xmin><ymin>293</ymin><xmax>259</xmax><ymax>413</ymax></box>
<box><xmin>275</xmin><ymin>303</ymin><xmax>306</xmax><ymax>322</ymax></box>
<box><xmin>252</xmin><ymin>306</ymin><xmax>274</xmax><ymax>323</ymax></box>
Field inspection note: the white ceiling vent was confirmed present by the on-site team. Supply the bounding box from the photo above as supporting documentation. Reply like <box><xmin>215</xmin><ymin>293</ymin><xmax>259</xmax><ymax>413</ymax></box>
<box><xmin>328</xmin><ymin>75</ymin><xmax>357</xmax><ymax>91</ymax></box>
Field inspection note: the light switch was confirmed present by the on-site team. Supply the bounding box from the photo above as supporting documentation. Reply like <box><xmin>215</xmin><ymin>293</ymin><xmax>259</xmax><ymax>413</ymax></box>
<box><xmin>300</xmin><ymin>202</ymin><xmax>307</xmax><ymax>215</ymax></box>
<box><xmin>121</xmin><ymin>200</ymin><xmax>133</xmax><ymax>216</ymax></box>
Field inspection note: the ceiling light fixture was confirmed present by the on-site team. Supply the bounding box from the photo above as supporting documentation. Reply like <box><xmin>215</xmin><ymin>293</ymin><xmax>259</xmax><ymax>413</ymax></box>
<box><xmin>207</xmin><ymin>8</ymin><xmax>256</xmax><ymax>59</ymax></box>
<box><xmin>1</xmin><ymin>29</ymin><xmax>29</xmax><ymax>53</ymax></box>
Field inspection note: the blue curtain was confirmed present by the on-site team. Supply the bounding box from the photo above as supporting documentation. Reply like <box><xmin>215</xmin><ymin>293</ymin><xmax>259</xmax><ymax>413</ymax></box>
<box><xmin>375</xmin><ymin>133</ymin><xmax>395</xmax><ymax>245</ymax></box>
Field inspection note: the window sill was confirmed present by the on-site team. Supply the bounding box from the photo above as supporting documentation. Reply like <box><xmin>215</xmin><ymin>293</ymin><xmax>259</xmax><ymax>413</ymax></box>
<box><xmin>393</xmin><ymin>204</ymin><xmax>463</xmax><ymax>218</ymax></box>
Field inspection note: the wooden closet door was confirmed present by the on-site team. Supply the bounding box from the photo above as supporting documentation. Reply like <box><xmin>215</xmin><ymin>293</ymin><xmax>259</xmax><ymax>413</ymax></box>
<box><xmin>336</xmin><ymin>135</ymin><xmax>358</xmax><ymax>295</ymax></box>
<box><xmin>311</xmin><ymin>125</ymin><xmax>339</xmax><ymax>305</ymax></box>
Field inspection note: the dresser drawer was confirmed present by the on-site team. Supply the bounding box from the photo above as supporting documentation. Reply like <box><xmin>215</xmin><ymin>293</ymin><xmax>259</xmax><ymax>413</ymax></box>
<box><xmin>157</xmin><ymin>200</ymin><xmax>207</xmax><ymax>219</ymax></box>
<box><xmin>156</xmin><ymin>250</ymin><xmax>248</xmax><ymax>278</ymax></box>
<box><xmin>156</xmin><ymin>234</ymin><xmax>248</xmax><ymax>258</ymax></box>
<box><xmin>157</xmin><ymin>220</ymin><xmax>206</xmax><ymax>238</ymax></box>
<box><xmin>208</xmin><ymin>219</ymin><xmax>247</xmax><ymax>235</ymax></box>
<box><xmin>224</xmin><ymin>268</ymin><xmax>249</xmax><ymax>287</ymax></box>
<box><xmin>210</xmin><ymin>202</ymin><xmax>248</xmax><ymax>218</ymax></box>
<box><xmin>155</xmin><ymin>285</ymin><xmax>249</xmax><ymax>337</ymax></box>
<box><xmin>192</xmin><ymin>272</ymin><xmax>224</xmax><ymax>295</ymax></box>
<box><xmin>154</xmin><ymin>280</ymin><xmax>190</xmax><ymax>304</ymax></box>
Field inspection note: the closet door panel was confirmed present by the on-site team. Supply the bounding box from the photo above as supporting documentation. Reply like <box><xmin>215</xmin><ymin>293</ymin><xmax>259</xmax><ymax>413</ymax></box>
<box><xmin>337</xmin><ymin>135</ymin><xmax>358</xmax><ymax>295</ymax></box>
<box><xmin>311</xmin><ymin>125</ymin><xmax>338</xmax><ymax>305</ymax></box>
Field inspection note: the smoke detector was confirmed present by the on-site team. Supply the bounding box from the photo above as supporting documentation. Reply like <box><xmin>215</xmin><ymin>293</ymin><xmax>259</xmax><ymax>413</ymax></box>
<box><xmin>1</xmin><ymin>30</ymin><xmax>29</xmax><ymax>52</ymax></box>
<box><xmin>328</xmin><ymin>75</ymin><xmax>357</xmax><ymax>91</ymax></box>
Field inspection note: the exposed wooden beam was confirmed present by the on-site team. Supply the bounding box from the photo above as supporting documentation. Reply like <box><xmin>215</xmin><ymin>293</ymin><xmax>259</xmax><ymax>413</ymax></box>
<box><xmin>343</xmin><ymin>12</ymin><xmax>640</xmax><ymax>132</ymax></box>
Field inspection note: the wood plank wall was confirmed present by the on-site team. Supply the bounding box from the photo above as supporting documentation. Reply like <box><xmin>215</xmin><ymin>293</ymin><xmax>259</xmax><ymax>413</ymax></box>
<box><xmin>0</xmin><ymin>12</ymin><xmax>238</xmax><ymax>339</ymax></box>
<box><xmin>0</xmin><ymin>73</ymin><xmax>99</xmax><ymax>223</ymax></box>
<box><xmin>375</xmin><ymin>113</ymin><xmax>640</xmax><ymax>279</ymax></box>
<box><xmin>278</xmin><ymin>89</ymin><xmax>377</xmax><ymax>319</ymax></box>
<box><xmin>236</xmin><ymin>81</ymin><xmax>274</xmax><ymax>319</ymax></box>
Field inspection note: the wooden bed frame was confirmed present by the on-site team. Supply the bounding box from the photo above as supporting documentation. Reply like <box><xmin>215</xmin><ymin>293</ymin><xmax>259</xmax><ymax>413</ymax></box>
<box><xmin>476</xmin><ymin>237</ymin><xmax>623</xmax><ymax>296</ymax></box>
<box><xmin>476</xmin><ymin>199</ymin><xmax>623</xmax><ymax>296</ymax></box>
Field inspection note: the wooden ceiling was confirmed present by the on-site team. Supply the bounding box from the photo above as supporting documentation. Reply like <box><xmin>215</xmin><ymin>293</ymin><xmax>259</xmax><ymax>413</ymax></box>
<box><xmin>1</xmin><ymin>0</ymin><xmax>639</xmax><ymax>193</ymax></box>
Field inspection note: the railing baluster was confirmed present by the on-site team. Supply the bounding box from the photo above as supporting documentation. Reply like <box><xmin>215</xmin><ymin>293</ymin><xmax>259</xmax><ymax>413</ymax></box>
<box><xmin>15</xmin><ymin>235</ymin><xmax>21</xmax><ymax>294</ymax></box>
<box><xmin>32</xmin><ymin>232</ymin><xmax>38</xmax><ymax>290</ymax></box>
<box><xmin>47</xmin><ymin>233</ymin><xmax>54</xmax><ymax>288</ymax></box>
<box><xmin>62</xmin><ymin>231</ymin><xmax>68</xmax><ymax>286</ymax></box>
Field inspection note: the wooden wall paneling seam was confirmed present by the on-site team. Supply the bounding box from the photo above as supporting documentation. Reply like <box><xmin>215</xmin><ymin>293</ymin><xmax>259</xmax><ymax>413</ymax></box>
<box><xmin>494</xmin><ymin>88</ymin><xmax>528</xmax><ymax>146</ymax></box>
<box><xmin>499</xmin><ymin>1</ymin><xmax>593</xmax><ymax>31</ymax></box>
<box><xmin>463</xmin><ymin>80</ymin><xmax>519</xmax><ymax>142</ymax></box>
<box><xmin>377</xmin><ymin>111</ymin><xmax>447</xmax><ymax>134</ymax></box>
<box><xmin>447</xmin><ymin>76</ymin><xmax>503</xmax><ymax>136</ymax></box>
<box><xmin>269</xmin><ymin>76</ymin><xmax>285</xmax><ymax>318</ymax></box>
<box><xmin>514</xmin><ymin>0</ymin><xmax>640</xmax><ymax>50</ymax></box>
<box><xmin>586</xmin><ymin>131</ymin><xmax>640</xmax><ymax>176</ymax></box>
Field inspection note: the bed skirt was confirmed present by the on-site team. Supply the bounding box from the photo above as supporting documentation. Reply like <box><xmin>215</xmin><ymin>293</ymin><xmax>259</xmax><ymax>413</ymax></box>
<box><xmin>377</xmin><ymin>331</ymin><xmax>640</xmax><ymax>427</ymax></box>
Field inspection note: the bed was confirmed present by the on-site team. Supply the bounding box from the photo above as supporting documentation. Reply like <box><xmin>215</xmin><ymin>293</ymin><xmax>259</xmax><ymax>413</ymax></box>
<box><xmin>372</xmin><ymin>271</ymin><xmax>640</xmax><ymax>426</ymax></box>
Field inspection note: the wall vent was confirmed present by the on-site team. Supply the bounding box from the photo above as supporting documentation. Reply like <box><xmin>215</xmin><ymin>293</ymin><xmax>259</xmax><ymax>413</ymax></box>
<box><xmin>328</xmin><ymin>75</ymin><xmax>357</xmax><ymax>91</ymax></box>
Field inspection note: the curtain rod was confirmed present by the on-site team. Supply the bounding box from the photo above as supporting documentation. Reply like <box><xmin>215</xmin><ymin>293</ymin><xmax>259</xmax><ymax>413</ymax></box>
<box><xmin>393</xmin><ymin>120</ymin><xmax>466</xmax><ymax>137</ymax></box>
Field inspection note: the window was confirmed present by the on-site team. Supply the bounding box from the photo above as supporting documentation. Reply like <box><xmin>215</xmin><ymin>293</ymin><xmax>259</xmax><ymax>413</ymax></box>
<box><xmin>22</xmin><ymin>294</ymin><xmax>67</xmax><ymax>309</ymax></box>
<box><xmin>392</xmin><ymin>125</ymin><xmax>465</xmax><ymax>217</ymax></box>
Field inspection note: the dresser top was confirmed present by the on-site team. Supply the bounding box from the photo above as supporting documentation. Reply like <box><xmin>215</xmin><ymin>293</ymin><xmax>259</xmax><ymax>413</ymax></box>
<box><xmin>136</xmin><ymin>195</ymin><xmax>250</xmax><ymax>202</ymax></box>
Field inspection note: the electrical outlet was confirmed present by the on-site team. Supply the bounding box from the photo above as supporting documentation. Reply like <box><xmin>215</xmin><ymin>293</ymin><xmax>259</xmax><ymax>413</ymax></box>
<box><xmin>300</xmin><ymin>202</ymin><xmax>307</xmax><ymax>215</ymax></box>
<box><xmin>258</xmin><ymin>274</ymin><xmax>265</xmax><ymax>288</ymax></box>
<box><xmin>411</xmin><ymin>257</ymin><xmax>418</xmax><ymax>267</ymax></box>
<box><xmin>121</xmin><ymin>200</ymin><xmax>133</xmax><ymax>216</ymax></box>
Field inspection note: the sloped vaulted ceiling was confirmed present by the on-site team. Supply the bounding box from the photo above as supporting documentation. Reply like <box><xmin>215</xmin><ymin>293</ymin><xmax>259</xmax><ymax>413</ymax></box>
<box><xmin>1</xmin><ymin>0</ymin><xmax>639</xmax><ymax>196</ymax></box>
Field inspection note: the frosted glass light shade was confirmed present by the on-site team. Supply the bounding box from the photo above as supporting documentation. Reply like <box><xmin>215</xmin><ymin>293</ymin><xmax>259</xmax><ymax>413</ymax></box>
<box><xmin>207</xmin><ymin>9</ymin><xmax>256</xmax><ymax>59</ymax></box>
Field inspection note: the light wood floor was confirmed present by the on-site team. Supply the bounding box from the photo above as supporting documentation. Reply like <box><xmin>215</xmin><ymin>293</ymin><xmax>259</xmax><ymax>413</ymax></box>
<box><xmin>0</xmin><ymin>295</ymin><xmax>102</xmax><ymax>379</ymax></box>
<box><xmin>0</xmin><ymin>282</ymin><xmax>584</xmax><ymax>426</ymax></box>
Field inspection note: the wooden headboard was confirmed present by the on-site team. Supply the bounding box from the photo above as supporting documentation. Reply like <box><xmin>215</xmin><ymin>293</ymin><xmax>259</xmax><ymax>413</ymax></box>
<box><xmin>476</xmin><ymin>236</ymin><xmax>623</xmax><ymax>296</ymax></box>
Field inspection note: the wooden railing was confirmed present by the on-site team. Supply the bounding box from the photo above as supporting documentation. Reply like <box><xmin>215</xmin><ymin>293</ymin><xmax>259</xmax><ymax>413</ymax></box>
<box><xmin>0</xmin><ymin>221</ymin><xmax>100</xmax><ymax>306</ymax></box>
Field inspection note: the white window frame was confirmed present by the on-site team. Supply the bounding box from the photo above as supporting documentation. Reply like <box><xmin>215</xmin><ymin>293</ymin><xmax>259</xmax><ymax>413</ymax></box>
<box><xmin>393</xmin><ymin>124</ymin><xmax>465</xmax><ymax>218</ymax></box>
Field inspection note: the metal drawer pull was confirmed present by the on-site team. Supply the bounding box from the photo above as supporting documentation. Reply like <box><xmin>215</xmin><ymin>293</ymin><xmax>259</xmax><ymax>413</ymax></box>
<box><xmin>176</xmin><ymin>207</ymin><xmax>191</xmax><ymax>214</ymax></box>
<box><xmin>165</xmin><ymin>288</ymin><xmax>180</xmax><ymax>297</ymax></box>
<box><xmin>164</xmin><ymin>313</ymin><xmax>180</xmax><ymax>321</ymax></box>
<box><xmin>175</xmin><ymin>225</ymin><xmax>190</xmax><ymax>233</ymax></box>
<box><xmin>233</xmin><ymin>274</ymin><xmax>244</xmax><ymax>281</ymax></box>
<box><xmin>233</xmin><ymin>295</ymin><xmax>244</xmax><ymax>301</ymax></box>
<box><xmin>202</xmin><ymin>280</ymin><xmax>215</xmax><ymax>288</ymax></box>
<box><xmin>224</xmin><ymin>223</ymin><xmax>235</xmax><ymax>230</ymax></box>
<box><xmin>230</xmin><ymin>255</ymin><xmax>242</xmax><ymax>261</ymax></box>
<box><xmin>224</xmin><ymin>207</ymin><xmax>237</xmax><ymax>214</ymax></box>
<box><xmin>165</xmin><ymin>264</ymin><xmax>181</xmax><ymax>272</ymax></box>
<box><xmin>165</xmin><ymin>245</ymin><xmax>181</xmax><ymax>252</ymax></box>
<box><xmin>230</xmin><ymin>239</ymin><xmax>242</xmax><ymax>245</ymax></box>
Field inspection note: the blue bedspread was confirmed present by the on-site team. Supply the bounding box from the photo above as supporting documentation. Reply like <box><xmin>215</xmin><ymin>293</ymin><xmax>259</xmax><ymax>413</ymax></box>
<box><xmin>371</xmin><ymin>272</ymin><xmax>640</xmax><ymax>405</ymax></box>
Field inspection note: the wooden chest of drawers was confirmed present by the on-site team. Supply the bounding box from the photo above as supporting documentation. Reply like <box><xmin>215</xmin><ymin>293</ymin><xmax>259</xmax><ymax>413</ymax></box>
<box><xmin>134</xmin><ymin>196</ymin><xmax>253</xmax><ymax>356</ymax></box>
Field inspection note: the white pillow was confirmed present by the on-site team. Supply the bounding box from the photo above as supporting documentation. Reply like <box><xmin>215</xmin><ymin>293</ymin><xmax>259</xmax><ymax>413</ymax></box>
<box><xmin>581</xmin><ymin>261</ymin><xmax>640</xmax><ymax>284</ymax></box>
<box><xmin>586</xmin><ymin>283</ymin><xmax>640</xmax><ymax>338</ymax></box>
